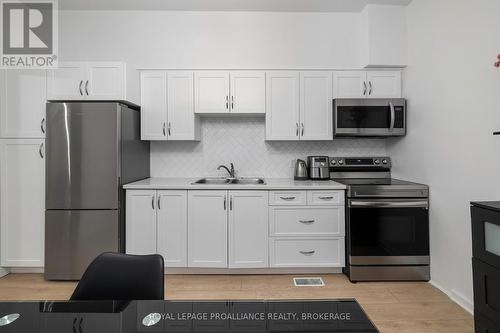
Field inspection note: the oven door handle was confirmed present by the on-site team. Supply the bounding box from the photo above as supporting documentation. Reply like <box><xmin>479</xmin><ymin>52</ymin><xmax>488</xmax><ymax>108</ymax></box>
<box><xmin>349</xmin><ymin>200</ymin><xmax>429</xmax><ymax>209</ymax></box>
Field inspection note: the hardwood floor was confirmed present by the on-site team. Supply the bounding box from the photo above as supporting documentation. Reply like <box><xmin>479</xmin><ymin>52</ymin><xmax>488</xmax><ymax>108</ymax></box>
<box><xmin>0</xmin><ymin>273</ymin><xmax>473</xmax><ymax>332</ymax></box>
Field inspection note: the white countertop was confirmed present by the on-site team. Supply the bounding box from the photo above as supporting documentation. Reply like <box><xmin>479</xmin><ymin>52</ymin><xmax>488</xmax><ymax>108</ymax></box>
<box><xmin>123</xmin><ymin>177</ymin><xmax>346</xmax><ymax>190</ymax></box>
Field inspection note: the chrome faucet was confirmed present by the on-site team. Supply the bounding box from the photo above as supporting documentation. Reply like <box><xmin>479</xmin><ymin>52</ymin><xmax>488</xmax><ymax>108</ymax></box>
<box><xmin>217</xmin><ymin>163</ymin><xmax>235</xmax><ymax>178</ymax></box>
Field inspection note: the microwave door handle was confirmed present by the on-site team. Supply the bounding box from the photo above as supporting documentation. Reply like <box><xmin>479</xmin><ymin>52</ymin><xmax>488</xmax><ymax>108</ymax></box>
<box><xmin>389</xmin><ymin>102</ymin><xmax>395</xmax><ymax>132</ymax></box>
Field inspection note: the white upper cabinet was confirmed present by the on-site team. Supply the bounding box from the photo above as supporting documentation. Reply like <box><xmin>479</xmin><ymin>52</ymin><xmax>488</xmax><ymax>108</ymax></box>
<box><xmin>228</xmin><ymin>191</ymin><xmax>269</xmax><ymax>268</ymax></box>
<box><xmin>167</xmin><ymin>71</ymin><xmax>200</xmax><ymax>140</ymax></box>
<box><xmin>333</xmin><ymin>70</ymin><xmax>401</xmax><ymax>98</ymax></box>
<box><xmin>265</xmin><ymin>72</ymin><xmax>300</xmax><ymax>140</ymax></box>
<box><xmin>366</xmin><ymin>71</ymin><xmax>402</xmax><ymax>98</ymax></box>
<box><xmin>125</xmin><ymin>190</ymin><xmax>157</xmax><ymax>255</ymax></box>
<box><xmin>299</xmin><ymin>72</ymin><xmax>333</xmax><ymax>141</ymax></box>
<box><xmin>0</xmin><ymin>139</ymin><xmax>45</xmax><ymax>267</ymax></box>
<box><xmin>229</xmin><ymin>71</ymin><xmax>265</xmax><ymax>114</ymax></box>
<box><xmin>140</xmin><ymin>71</ymin><xmax>167</xmax><ymax>140</ymax></box>
<box><xmin>157</xmin><ymin>190</ymin><xmax>188</xmax><ymax>268</ymax></box>
<box><xmin>0</xmin><ymin>69</ymin><xmax>46</xmax><ymax>138</ymax></box>
<box><xmin>194</xmin><ymin>71</ymin><xmax>230</xmax><ymax>114</ymax></box>
<box><xmin>188</xmin><ymin>191</ymin><xmax>228</xmax><ymax>268</ymax></box>
<box><xmin>47</xmin><ymin>62</ymin><xmax>126</xmax><ymax>100</ymax></box>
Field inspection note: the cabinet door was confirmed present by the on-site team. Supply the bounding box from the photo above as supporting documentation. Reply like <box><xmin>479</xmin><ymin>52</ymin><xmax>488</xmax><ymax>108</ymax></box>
<box><xmin>46</xmin><ymin>62</ymin><xmax>86</xmax><ymax>100</ymax></box>
<box><xmin>366</xmin><ymin>71</ymin><xmax>402</xmax><ymax>98</ymax></box>
<box><xmin>188</xmin><ymin>191</ymin><xmax>228</xmax><ymax>268</ymax></box>
<box><xmin>0</xmin><ymin>70</ymin><xmax>46</xmax><ymax>138</ymax></box>
<box><xmin>157</xmin><ymin>190</ymin><xmax>188</xmax><ymax>267</ymax></box>
<box><xmin>228</xmin><ymin>191</ymin><xmax>268</xmax><ymax>268</ymax></box>
<box><xmin>332</xmin><ymin>71</ymin><xmax>366</xmax><ymax>98</ymax></box>
<box><xmin>0</xmin><ymin>139</ymin><xmax>45</xmax><ymax>267</ymax></box>
<box><xmin>40</xmin><ymin>313</ymin><xmax>79</xmax><ymax>333</ymax></box>
<box><xmin>229</xmin><ymin>71</ymin><xmax>265</xmax><ymax>114</ymax></box>
<box><xmin>140</xmin><ymin>71</ymin><xmax>167</xmax><ymax>140</ymax></box>
<box><xmin>126</xmin><ymin>190</ymin><xmax>157</xmax><ymax>255</ymax></box>
<box><xmin>194</xmin><ymin>71</ymin><xmax>229</xmax><ymax>114</ymax></box>
<box><xmin>265</xmin><ymin>72</ymin><xmax>300</xmax><ymax>140</ymax></box>
<box><xmin>86</xmin><ymin>62</ymin><xmax>126</xmax><ymax>100</ymax></box>
<box><xmin>167</xmin><ymin>71</ymin><xmax>199</xmax><ymax>141</ymax></box>
<box><xmin>299</xmin><ymin>71</ymin><xmax>333</xmax><ymax>140</ymax></box>
<box><xmin>83</xmin><ymin>314</ymin><xmax>121</xmax><ymax>333</ymax></box>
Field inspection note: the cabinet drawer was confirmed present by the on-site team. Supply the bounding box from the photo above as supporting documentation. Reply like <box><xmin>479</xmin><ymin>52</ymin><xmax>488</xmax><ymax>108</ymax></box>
<box><xmin>270</xmin><ymin>238</ymin><xmax>345</xmax><ymax>267</ymax></box>
<box><xmin>269</xmin><ymin>191</ymin><xmax>306</xmax><ymax>205</ymax></box>
<box><xmin>307</xmin><ymin>190</ymin><xmax>344</xmax><ymax>206</ymax></box>
<box><xmin>270</xmin><ymin>206</ymin><xmax>345</xmax><ymax>237</ymax></box>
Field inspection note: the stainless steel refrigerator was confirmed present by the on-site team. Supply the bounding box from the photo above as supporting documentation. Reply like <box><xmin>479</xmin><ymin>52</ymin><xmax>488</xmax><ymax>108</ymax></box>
<box><xmin>44</xmin><ymin>101</ymin><xmax>150</xmax><ymax>280</ymax></box>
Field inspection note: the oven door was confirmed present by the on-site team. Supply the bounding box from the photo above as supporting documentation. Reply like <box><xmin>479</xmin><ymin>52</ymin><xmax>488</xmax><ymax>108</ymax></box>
<box><xmin>334</xmin><ymin>98</ymin><xmax>406</xmax><ymax>137</ymax></box>
<box><xmin>347</xmin><ymin>199</ymin><xmax>430</xmax><ymax>265</ymax></box>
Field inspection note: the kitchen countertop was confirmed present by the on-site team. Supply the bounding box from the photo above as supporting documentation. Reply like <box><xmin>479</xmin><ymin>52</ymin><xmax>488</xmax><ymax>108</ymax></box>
<box><xmin>123</xmin><ymin>177</ymin><xmax>346</xmax><ymax>190</ymax></box>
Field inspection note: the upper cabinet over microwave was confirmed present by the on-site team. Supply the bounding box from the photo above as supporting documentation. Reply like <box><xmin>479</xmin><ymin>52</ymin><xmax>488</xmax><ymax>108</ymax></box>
<box><xmin>333</xmin><ymin>98</ymin><xmax>406</xmax><ymax>137</ymax></box>
<box><xmin>333</xmin><ymin>71</ymin><xmax>402</xmax><ymax>99</ymax></box>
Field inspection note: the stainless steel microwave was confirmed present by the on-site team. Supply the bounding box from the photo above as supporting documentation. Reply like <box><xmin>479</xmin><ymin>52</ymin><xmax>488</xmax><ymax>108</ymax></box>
<box><xmin>333</xmin><ymin>98</ymin><xmax>406</xmax><ymax>137</ymax></box>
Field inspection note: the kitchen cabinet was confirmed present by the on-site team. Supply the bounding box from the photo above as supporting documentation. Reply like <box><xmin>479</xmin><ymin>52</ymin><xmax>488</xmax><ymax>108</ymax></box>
<box><xmin>140</xmin><ymin>71</ymin><xmax>200</xmax><ymax>141</ymax></box>
<box><xmin>0</xmin><ymin>139</ymin><xmax>45</xmax><ymax>267</ymax></box>
<box><xmin>126</xmin><ymin>190</ymin><xmax>188</xmax><ymax>267</ymax></box>
<box><xmin>266</xmin><ymin>71</ymin><xmax>332</xmax><ymax>141</ymax></box>
<box><xmin>47</xmin><ymin>62</ymin><xmax>125</xmax><ymax>100</ymax></box>
<box><xmin>40</xmin><ymin>313</ymin><xmax>121</xmax><ymax>333</ymax></box>
<box><xmin>188</xmin><ymin>191</ymin><xmax>228</xmax><ymax>268</ymax></box>
<box><xmin>228</xmin><ymin>191</ymin><xmax>268</xmax><ymax>268</ymax></box>
<box><xmin>333</xmin><ymin>70</ymin><xmax>401</xmax><ymax>98</ymax></box>
<box><xmin>0</xmin><ymin>69</ymin><xmax>46</xmax><ymax>138</ymax></box>
<box><xmin>194</xmin><ymin>71</ymin><xmax>265</xmax><ymax>114</ymax></box>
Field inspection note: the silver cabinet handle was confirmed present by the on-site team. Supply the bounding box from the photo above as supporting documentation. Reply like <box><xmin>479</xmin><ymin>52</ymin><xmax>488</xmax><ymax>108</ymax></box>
<box><xmin>230</xmin><ymin>196</ymin><xmax>233</xmax><ymax>210</ymax></box>
<box><xmin>38</xmin><ymin>142</ymin><xmax>44</xmax><ymax>159</ymax></box>
<box><xmin>151</xmin><ymin>195</ymin><xmax>155</xmax><ymax>210</ymax></box>
<box><xmin>231</xmin><ymin>96</ymin><xmax>234</xmax><ymax>110</ymax></box>
<box><xmin>319</xmin><ymin>196</ymin><xmax>334</xmax><ymax>200</ymax></box>
<box><xmin>157</xmin><ymin>196</ymin><xmax>161</xmax><ymax>210</ymax></box>
<box><xmin>301</xmin><ymin>123</ymin><xmax>304</xmax><ymax>136</ymax></box>
<box><xmin>368</xmin><ymin>81</ymin><xmax>373</xmax><ymax>95</ymax></box>
<box><xmin>162</xmin><ymin>122</ymin><xmax>166</xmax><ymax>136</ymax></box>
<box><xmin>299</xmin><ymin>250</ymin><xmax>315</xmax><ymax>255</ymax></box>
<box><xmin>225</xmin><ymin>96</ymin><xmax>229</xmax><ymax>110</ymax></box>
<box><xmin>79</xmin><ymin>80</ymin><xmax>83</xmax><ymax>96</ymax></box>
<box><xmin>224</xmin><ymin>195</ymin><xmax>227</xmax><ymax>210</ymax></box>
<box><xmin>280</xmin><ymin>196</ymin><xmax>296</xmax><ymax>200</ymax></box>
<box><xmin>295</xmin><ymin>123</ymin><xmax>299</xmax><ymax>137</ymax></box>
<box><xmin>362</xmin><ymin>81</ymin><xmax>367</xmax><ymax>96</ymax></box>
<box><xmin>299</xmin><ymin>220</ymin><xmax>315</xmax><ymax>224</ymax></box>
<box><xmin>72</xmin><ymin>317</ymin><xmax>77</xmax><ymax>333</ymax></box>
<box><xmin>85</xmin><ymin>80</ymin><xmax>89</xmax><ymax>96</ymax></box>
<box><xmin>168</xmin><ymin>122</ymin><xmax>171</xmax><ymax>136</ymax></box>
<box><xmin>389</xmin><ymin>102</ymin><xmax>395</xmax><ymax>132</ymax></box>
<box><xmin>41</xmin><ymin>118</ymin><xmax>46</xmax><ymax>134</ymax></box>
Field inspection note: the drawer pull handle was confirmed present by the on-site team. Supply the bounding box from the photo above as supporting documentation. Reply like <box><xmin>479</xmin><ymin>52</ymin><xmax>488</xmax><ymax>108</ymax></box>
<box><xmin>319</xmin><ymin>196</ymin><xmax>334</xmax><ymax>200</ymax></box>
<box><xmin>280</xmin><ymin>196</ymin><xmax>296</xmax><ymax>200</ymax></box>
<box><xmin>299</xmin><ymin>220</ymin><xmax>315</xmax><ymax>224</ymax></box>
<box><xmin>299</xmin><ymin>250</ymin><xmax>315</xmax><ymax>255</ymax></box>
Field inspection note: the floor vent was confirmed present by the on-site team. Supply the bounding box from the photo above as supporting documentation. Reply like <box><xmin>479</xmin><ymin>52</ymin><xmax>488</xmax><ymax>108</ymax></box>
<box><xmin>293</xmin><ymin>277</ymin><xmax>325</xmax><ymax>287</ymax></box>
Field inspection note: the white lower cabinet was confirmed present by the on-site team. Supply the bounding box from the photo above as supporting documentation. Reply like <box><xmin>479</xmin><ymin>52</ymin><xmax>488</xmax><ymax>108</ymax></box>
<box><xmin>0</xmin><ymin>139</ymin><xmax>45</xmax><ymax>267</ymax></box>
<box><xmin>125</xmin><ymin>190</ymin><xmax>157</xmax><ymax>255</ymax></box>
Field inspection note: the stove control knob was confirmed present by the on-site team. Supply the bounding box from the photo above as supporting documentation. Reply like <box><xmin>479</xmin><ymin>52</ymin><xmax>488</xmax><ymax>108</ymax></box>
<box><xmin>338</xmin><ymin>159</ymin><xmax>344</xmax><ymax>165</ymax></box>
<box><xmin>374</xmin><ymin>159</ymin><xmax>380</xmax><ymax>165</ymax></box>
<box><xmin>330</xmin><ymin>159</ymin><xmax>336</xmax><ymax>165</ymax></box>
<box><xmin>382</xmin><ymin>159</ymin><xmax>388</xmax><ymax>164</ymax></box>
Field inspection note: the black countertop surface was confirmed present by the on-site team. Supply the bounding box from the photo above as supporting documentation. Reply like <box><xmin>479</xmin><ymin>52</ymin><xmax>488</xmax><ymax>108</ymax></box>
<box><xmin>471</xmin><ymin>201</ymin><xmax>500</xmax><ymax>213</ymax></box>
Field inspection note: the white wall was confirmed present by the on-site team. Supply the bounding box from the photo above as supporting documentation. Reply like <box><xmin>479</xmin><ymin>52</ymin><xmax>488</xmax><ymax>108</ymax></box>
<box><xmin>388</xmin><ymin>0</ymin><xmax>500</xmax><ymax>312</ymax></box>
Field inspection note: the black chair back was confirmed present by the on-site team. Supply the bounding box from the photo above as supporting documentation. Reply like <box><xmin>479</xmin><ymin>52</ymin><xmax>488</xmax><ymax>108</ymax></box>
<box><xmin>70</xmin><ymin>252</ymin><xmax>164</xmax><ymax>300</ymax></box>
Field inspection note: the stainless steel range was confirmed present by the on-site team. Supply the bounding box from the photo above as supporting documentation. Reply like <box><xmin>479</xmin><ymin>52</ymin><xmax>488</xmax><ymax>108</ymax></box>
<box><xmin>330</xmin><ymin>157</ymin><xmax>430</xmax><ymax>282</ymax></box>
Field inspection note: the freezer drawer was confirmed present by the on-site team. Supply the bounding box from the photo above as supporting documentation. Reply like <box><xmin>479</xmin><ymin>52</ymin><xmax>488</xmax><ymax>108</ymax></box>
<box><xmin>44</xmin><ymin>210</ymin><xmax>119</xmax><ymax>280</ymax></box>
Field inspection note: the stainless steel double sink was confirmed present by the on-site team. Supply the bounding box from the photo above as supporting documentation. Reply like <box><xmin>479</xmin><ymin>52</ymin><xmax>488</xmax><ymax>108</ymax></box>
<box><xmin>192</xmin><ymin>177</ymin><xmax>266</xmax><ymax>185</ymax></box>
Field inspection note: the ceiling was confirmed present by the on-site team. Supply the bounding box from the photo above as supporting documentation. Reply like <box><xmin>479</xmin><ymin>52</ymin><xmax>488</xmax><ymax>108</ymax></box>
<box><xmin>59</xmin><ymin>0</ymin><xmax>412</xmax><ymax>12</ymax></box>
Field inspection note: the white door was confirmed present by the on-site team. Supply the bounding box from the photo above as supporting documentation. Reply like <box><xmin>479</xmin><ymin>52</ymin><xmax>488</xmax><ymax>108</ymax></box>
<box><xmin>194</xmin><ymin>71</ymin><xmax>229</xmax><ymax>114</ymax></box>
<box><xmin>332</xmin><ymin>71</ymin><xmax>367</xmax><ymax>98</ymax></box>
<box><xmin>140</xmin><ymin>71</ymin><xmax>167</xmax><ymax>140</ymax></box>
<box><xmin>86</xmin><ymin>62</ymin><xmax>126</xmax><ymax>100</ymax></box>
<box><xmin>366</xmin><ymin>71</ymin><xmax>402</xmax><ymax>98</ymax></box>
<box><xmin>229</xmin><ymin>71</ymin><xmax>265</xmax><ymax>114</ymax></box>
<box><xmin>0</xmin><ymin>139</ymin><xmax>45</xmax><ymax>267</ymax></box>
<box><xmin>265</xmin><ymin>72</ymin><xmax>300</xmax><ymax>140</ymax></box>
<box><xmin>46</xmin><ymin>62</ymin><xmax>86</xmax><ymax>100</ymax></box>
<box><xmin>0</xmin><ymin>70</ymin><xmax>46</xmax><ymax>138</ymax></box>
<box><xmin>228</xmin><ymin>191</ymin><xmax>269</xmax><ymax>268</ymax></box>
<box><xmin>167</xmin><ymin>71</ymin><xmax>199</xmax><ymax>140</ymax></box>
<box><xmin>299</xmin><ymin>72</ymin><xmax>333</xmax><ymax>141</ymax></box>
<box><xmin>157</xmin><ymin>190</ymin><xmax>188</xmax><ymax>267</ymax></box>
<box><xmin>188</xmin><ymin>191</ymin><xmax>228</xmax><ymax>268</ymax></box>
<box><xmin>125</xmin><ymin>190</ymin><xmax>157</xmax><ymax>255</ymax></box>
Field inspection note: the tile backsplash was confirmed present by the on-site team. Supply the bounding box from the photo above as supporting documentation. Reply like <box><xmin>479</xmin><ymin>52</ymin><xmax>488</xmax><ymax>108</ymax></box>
<box><xmin>151</xmin><ymin>117</ymin><xmax>387</xmax><ymax>178</ymax></box>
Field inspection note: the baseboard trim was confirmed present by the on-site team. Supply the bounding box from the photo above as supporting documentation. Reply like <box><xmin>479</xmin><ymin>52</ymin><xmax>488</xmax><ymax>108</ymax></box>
<box><xmin>164</xmin><ymin>267</ymin><xmax>343</xmax><ymax>275</ymax></box>
<box><xmin>429</xmin><ymin>280</ymin><xmax>474</xmax><ymax>315</ymax></box>
<box><xmin>9</xmin><ymin>267</ymin><xmax>44</xmax><ymax>274</ymax></box>
<box><xmin>0</xmin><ymin>267</ymin><xmax>9</xmax><ymax>278</ymax></box>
